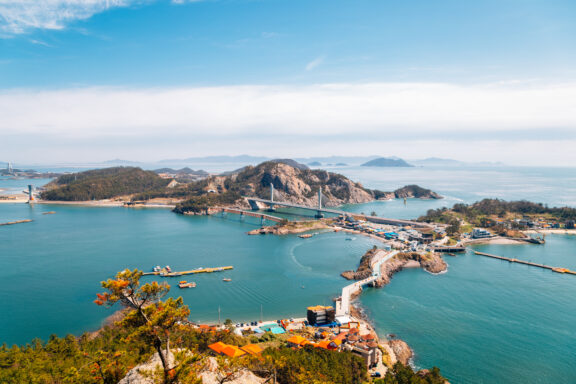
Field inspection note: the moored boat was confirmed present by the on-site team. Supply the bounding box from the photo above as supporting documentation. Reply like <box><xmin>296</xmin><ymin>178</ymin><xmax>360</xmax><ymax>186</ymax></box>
<box><xmin>222</xmin><ymin>278</ymin><xmax>232</xmax><ymax>282</ymax></box>
<box><xmin>178</xmin><ymin>281</ymin><xmax>197</xmax><ymax>288</ymax></box>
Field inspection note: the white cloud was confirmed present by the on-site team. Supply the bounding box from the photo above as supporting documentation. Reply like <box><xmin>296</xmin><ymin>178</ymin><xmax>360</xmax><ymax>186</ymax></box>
<box><xmin>305</xmin><ymin>56</ymin><xmax>324</xmax><ymax>71</ymax></box>
<box><xmin>0</xmin><ymin>0</ymin><xmax>136</xmax><ymax>35</ymax></box>
<box><xmin>1</xmin><ymin>82</ymin><xmax>576</xmax><ymax>164</ymax></box>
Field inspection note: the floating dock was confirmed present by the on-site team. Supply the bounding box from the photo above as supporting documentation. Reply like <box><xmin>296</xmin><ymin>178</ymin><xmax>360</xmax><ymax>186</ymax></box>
<box><xmin>474</xmin><ymin>251</ymin><xmax>576</xmax><ymax>275</ymax></box>
<box><xmin>143</xmin><ymin>266</ymin><xmax>233</xmax><ymax>277</ymax></box>
<box><xmin>0</xmin><ymin>219</ymin><xmax>33</xmax><ymax>226</ymax></box>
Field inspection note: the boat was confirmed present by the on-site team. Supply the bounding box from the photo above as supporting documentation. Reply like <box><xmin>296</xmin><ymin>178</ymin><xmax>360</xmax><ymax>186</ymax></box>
<box><xmin>222</xmin><ymin>278</ymin><xmax>232</xmax><ymax>282</ymax></box>
<box><xmin>178</xmin><ymin>281</ymin><xmax>196</xmax><ymax>288</ymax></box>
<box><xmin>298</xmin><ymin>233</ymin><xmax>314</xmax><ymax>239</ymax></box>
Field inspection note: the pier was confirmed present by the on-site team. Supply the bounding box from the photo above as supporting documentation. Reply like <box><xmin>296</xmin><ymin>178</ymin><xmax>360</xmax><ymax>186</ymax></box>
<box><xmin>0</xmin><ymin>219</ymin><xmax>33</xmax><ymax>226</ymax></box>
<box><xmin>144</xmin><ymin>266</ymin><xmax>233</xmax><ymax>277</ymax></box>
<box><xmin>220</xmin><ymin>208</ymin><xmax>283</xmax><ymax>224</ymax></box>
<box><xmin>335</xmin><ymin>250</ymin><xmax>399</xmax><ymax>316</ymax></box>
<box><xmin>431</xmin><ymin>246</ymin><xmax>467</xmax><ymax>253</ymax></box>
<box><xmin>474</xmin><ymin>251</ymin><xmax>576</xmax><ymax>275</ymax></box>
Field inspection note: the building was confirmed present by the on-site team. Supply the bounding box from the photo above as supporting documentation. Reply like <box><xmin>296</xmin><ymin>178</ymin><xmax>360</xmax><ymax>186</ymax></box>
<box><xmin>566</xmin><ymin>220</ymin><xmax>575</xmax><ymax>229</ymax></box>
<box><xmin>307</xmin><ymin>305</ymin><xmax>335</xmax><ymax>326</ymax></box>
<box><xmin>471</xmin><ymin>228</ymin><xmax>492</xmax><ymax>239</ymax></box>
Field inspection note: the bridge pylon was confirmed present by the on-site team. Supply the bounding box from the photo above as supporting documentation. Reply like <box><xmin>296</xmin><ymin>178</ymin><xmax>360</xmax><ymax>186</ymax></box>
<box><xmin>314</xmin><ymin>188</ymin><xmax>324</xmax><ymax>218</ymax></box>
<box><xmin>268</xmin><ymin>183</ymin><xmax>276</xmax><ymax>212</ymax></box>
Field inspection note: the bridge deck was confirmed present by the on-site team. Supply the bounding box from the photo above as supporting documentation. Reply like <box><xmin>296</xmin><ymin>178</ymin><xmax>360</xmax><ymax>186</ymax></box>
<box><xmin>245</xmin><ymin>197</ymin><xmax>431</xmax><ymax>228</ymax></box>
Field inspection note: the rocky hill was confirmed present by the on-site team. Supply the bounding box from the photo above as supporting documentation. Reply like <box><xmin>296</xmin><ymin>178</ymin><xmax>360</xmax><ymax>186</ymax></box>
<box><xmin>201</xmin><ymin>160</ymin><xmax>374</xmax><ymax>208</ymax></box>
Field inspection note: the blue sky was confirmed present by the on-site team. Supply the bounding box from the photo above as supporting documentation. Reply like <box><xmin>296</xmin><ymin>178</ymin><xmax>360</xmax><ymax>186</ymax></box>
<box><xmin>1</xmin><ymin>0</ymin><xmax>575</xmax><ymax>164</ymax></box>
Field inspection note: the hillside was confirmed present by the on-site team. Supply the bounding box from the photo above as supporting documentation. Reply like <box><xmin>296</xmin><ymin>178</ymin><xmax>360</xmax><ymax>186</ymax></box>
<box><xmin>174</xmin><ymin>161</ymin><xmax>442</xmax><ymax>213</ymax></box>
<box><xmin>361</xmin><ymin>157</ymin><xmax>413</xmax><ymax>167</ymax></box>
<box><xmin>40</xmin><ymin>167</ymin><xmax>171</xmax><ymax>201</ymax></box>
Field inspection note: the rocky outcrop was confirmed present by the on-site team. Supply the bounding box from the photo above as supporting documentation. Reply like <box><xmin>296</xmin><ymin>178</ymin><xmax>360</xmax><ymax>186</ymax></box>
<box><xmin>374</xmin><ymin>252</ymin><xmax>447</xmax><ymax>287</ymax></box>
<box><xmin>341</xmin><ymin>248</ymin><xmax>380</xmax><ymax>280</ymax></box>
<box><xmin>199</xmin><ymin>357</ymin><xmax>265</xmax><ymax>384</ymax></box>
<box><xmin>386</xmin><ymin>339</ymin><xmax>413</xmax><ymax>365</ymax></box>
<box><xmin>247</xmin><ymin>220</ymin><xmax>331</xmax><ymax>235</ymax></box>
<box><xmin>392</xmin><ymin>185</ymin><xmax>442</xmax><ymax>199</ymax></box>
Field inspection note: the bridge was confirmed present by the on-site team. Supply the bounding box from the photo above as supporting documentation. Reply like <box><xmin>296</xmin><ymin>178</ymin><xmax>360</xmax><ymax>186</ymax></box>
<box><xmin>220</xmin><ymin>208</ymin><xmax>283</xmax><ymax>225</ymax></box>
<box><xmin>245</xmin><ymin>183</ymin><xmax>431</xmax><ymax>228</ymax></box>
<box><xmin>335</xmin><ymin>250</ymin><xmax>399</xmax><ymax>316</ymax></box>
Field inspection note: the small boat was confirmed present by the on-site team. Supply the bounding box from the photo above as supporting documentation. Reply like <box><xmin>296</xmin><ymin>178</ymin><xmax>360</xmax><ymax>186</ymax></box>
<box><xmin>222</xmin><ymin>278</ymin><xmax>232</xmax><ymax>282</ymax></box>
<box><xmin>178</xmin><ymin>281</ymin><xmax>196</xmax><ymax>288</ymax></box>
<box><xmin>298</xmin><ymin>233</ymin><xmax>314</xmax><ymax>239</ymax></box>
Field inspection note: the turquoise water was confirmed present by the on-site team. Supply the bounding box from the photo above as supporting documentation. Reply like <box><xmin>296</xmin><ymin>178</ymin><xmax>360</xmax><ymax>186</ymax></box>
<box><xmin>360</xmin><ymin>236</ymin><xmax>576</xmax><ymax>383</ymax></box>
<box><xmin>2</xmin><ymin>165</ymin><xmax>576</xmax><ymax>383</ymax></box>
<box><xmin>0</xmin><ymin>203</ymin><xmax>379</xmax><ymax>346</ymax></box>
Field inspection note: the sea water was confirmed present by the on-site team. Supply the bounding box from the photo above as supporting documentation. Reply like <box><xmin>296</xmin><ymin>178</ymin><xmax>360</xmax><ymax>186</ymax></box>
<box><xmin>1</xmin><ymin>165</ymin><xmax>576</xmax><ymax>383</ymax></box>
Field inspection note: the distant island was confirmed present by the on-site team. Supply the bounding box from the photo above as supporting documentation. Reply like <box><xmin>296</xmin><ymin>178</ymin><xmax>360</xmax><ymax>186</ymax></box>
<box><xmin>361</xmin><ymin>158</ymin><xmax>413</xmax><ymax>167</ymax></box>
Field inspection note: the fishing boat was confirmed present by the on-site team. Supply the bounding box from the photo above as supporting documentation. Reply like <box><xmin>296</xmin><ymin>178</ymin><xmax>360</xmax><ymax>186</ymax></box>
<box><xmin>222</xmin><ymin>278</ymin><xmax>232</xmax><ymax>282</ymax></box>
<box><xmin>178</xmin><ymin>281</ymin><xmax>196</xmax><ymax>288</ymax></box>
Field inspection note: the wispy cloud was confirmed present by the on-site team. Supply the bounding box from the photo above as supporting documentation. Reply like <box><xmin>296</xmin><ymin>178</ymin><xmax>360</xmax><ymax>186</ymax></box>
<box><xmin>305</xmin><ymin>56</ymin><xmax>325</xmax><ymax>71</ymax></box>
<box><xmin>0</xmin><ymin>0</ymin><xmax>138</xmax><ymax>36</ymax></box>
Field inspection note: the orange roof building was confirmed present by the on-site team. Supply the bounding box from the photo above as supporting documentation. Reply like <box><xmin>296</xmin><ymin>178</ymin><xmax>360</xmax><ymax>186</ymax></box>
<box><xmin>315</xmin><ymin>340</ymin><xmax>332</xmax><ymax>349</ymax></box>
<box><xmin>287</xmin><ymin>335</ymin><xmax>308</xmax><ymax>347</ymax></box>
<box><xmin>221</xmin><ymin>345</ymin><xmax>246</xmax><ymax>358</ymax></box>
<box><xmin>240</xmin><ymin>344</ymin><xmax>264</xmax><ymax>355</ymax></box>
<box><xmin>208</xmin><ymin>342</ymin><xmax>227</xmax><ymax>354</ymax></box>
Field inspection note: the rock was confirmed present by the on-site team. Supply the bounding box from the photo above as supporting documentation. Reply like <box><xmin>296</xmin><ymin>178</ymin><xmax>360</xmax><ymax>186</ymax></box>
<box><xmin>199</xmin><ymin>357</ymin><xmax>266</xmax><ymax>384</ymax></box>
<box><xmin>341</xmin><ymin>248</ymin><xmax>380</xmax><ymax>280</ymax></box>
<box><xmin>119</xmin><ymin>351</ymin><xmax>176</xmax><ymax>384</ymax></box>
<box><xmin>387</xmin><ymin>339</ymin><xmax>413</xmax><ymax>365</ymax></box>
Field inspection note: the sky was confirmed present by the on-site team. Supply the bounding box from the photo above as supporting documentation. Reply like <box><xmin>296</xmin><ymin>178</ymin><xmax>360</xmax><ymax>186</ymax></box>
<box><xmin>0</xmin><ymin>0</ymin><xmax>575</xmax><ymax>165</ymax></box>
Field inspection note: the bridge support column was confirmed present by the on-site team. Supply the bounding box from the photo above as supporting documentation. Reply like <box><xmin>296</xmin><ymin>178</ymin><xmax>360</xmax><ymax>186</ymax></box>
<box><xmin>240</xmin><ymin>212</ymin><xmax>244</xmax><ymax>221</ymax></box>
<box><xmin>315</xmin><ymin>211</ymin><xmax>324</xmax><ymax>219</ymax></box>
<box><xmin>260</xmin><ymin>216</ymin><xmax>265</xmax><ymax>226</ymax></box>
<box><xmin>267</xmin><ymin>203</ymin><xmax>276</xmax><ymax>212</ymax></box>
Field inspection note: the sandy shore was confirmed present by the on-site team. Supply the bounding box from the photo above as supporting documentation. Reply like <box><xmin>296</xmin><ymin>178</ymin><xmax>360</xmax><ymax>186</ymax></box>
<box><xmin>524</xmin><ymin>229</ymin><xmax>576</xmax><ymax>235</ymax></box>
<box><xmin>462</xmin><ymin>236</ymin><xmax>525</xmax><ymax>245</ymax></box>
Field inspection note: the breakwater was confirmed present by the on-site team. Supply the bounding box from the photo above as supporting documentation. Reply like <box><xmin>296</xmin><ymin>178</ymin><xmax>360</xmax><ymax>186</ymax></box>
<box><xmin>474</xmin><ymin>251</ymin><xmax>576</xmax><ymax>275</ymax></box>
<box><xmin>0</xmin><ymin>219</ymin><xmax>33</xmax><ymax>226</ymax></box>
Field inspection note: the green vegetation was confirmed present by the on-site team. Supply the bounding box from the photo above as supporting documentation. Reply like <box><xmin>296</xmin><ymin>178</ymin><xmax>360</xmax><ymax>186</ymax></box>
<box><xmin>375</xmin><ymin>363</ymin><xmax>446</xmax><ymax>384</ymax></box>
<box><xmin>248</xmin><ymin>346</ymin><xmax>367</xmax><ymax>384</ymax></box>
<box><xmin>41</xmin><ymin>167</ymin><xmax>170</xmax><ymax>201</ymax></box>
<box><xmin>172</xmin><ymin>191</ymin><xmax>242</xmax><ymax>214</ymax></box>
<box><xmin>420</xmin><ymin>199</ymin><xmax>576</xmax><ymax>226</ymax></box>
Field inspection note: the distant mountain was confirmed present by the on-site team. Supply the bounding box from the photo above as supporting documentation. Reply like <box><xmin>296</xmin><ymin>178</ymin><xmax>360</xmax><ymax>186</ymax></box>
<box><xmin>158</xmin><ymin>155</ymin><xmax>270</xmax><ymax>164</ymax></box>
<box><xmin>308</xmin><ymin>161</ymin><xmax>322</xmax><ymax>166</ymax></box>
<box><xmin>361</xmin><ymin>158</ymin><xmax>413</xmax><ymax>167</ymax></box>
<box><xmin>295</xmin><ymin>156</ymin><xmax>379</xmax><ymax>166</ymax></box>
<box><xmin>154</xmin><ymin>167</ymin><xmax>209</xmax><ymax>176</ymax></box>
